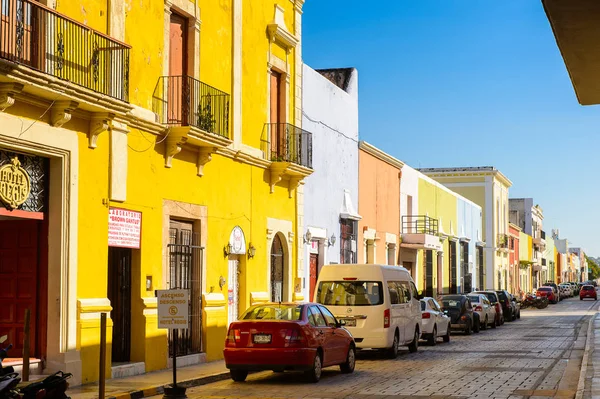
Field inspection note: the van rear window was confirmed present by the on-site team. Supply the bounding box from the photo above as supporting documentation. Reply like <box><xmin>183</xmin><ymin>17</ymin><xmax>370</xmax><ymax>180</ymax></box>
<box><xmin>316</xmin><ymin>281</ymin><xmax>383</xmax><ymax>306</ymax></box>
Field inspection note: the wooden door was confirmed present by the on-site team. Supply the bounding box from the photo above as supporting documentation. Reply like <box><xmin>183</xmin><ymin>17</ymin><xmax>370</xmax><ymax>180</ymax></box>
<box><xmin>0</xmin><ymin>220</ymin><xmax>40</xmax><ymax>357</ymax></box>
<box><xmin>108</xmin><ymin>247</ymin><xmax>132</xmax><ymax>363</ymax></box>
<box><xmin>269</xmin><ymin>71</ymin><xmax>284</xmax><ymax>159</ymax></box>
<box><xmin>168</xmin><ymin>13</ymin><xmax>187</xmax><ymax>125</ymax></box>
<box><xmin>309</xmin><ymin>253</ymin><xmax>318</xmax><ymax>301</ymax></box>
<box><xmin>270</xmin><ymin>235</ymin><xmax>284</xmax><ymax>302</ymax></box>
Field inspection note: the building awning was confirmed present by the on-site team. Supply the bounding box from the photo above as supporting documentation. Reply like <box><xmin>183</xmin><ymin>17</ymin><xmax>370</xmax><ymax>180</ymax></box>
<box><xmin>339</xmin><ymin>189</ymin><xmax>361</xmax><ymax>221</ymax></box>
<box><xmin>400</xmin><ymin>241</ymin><xmax>443</xmax><ymax>252</ymax></box>
<box><xmin>542</xmin><ymin>0</ymin><xmax>600</xmax><ymax>105</ymax></box>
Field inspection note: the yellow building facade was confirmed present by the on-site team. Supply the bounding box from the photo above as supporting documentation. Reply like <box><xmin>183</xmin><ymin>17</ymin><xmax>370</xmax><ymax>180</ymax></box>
<box><xmin>0</xmin><ymin>0</ymin><xmax>311</xmax><ymax>386</ymax></box>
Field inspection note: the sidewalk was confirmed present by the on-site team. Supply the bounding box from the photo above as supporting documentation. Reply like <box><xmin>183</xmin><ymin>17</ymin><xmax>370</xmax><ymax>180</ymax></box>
<box><xmin>580</xmin><ymin>309</ymin><xmax>600</xmax><ymax>399</ymax></box>
<box><xmin>69</xmin><ymin>360</ymin><xmax>229</xmax><ymax>399</ymax></box>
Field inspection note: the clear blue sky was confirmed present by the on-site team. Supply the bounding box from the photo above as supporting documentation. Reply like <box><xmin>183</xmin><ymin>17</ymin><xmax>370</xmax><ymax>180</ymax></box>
<box><xmin>302</xmin><ymin>0</ymin><xmax>600</xmax><ymax>257</ymax></box>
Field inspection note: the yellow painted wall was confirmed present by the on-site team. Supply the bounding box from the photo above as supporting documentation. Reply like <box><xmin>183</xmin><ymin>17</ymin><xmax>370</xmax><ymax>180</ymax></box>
<box><xmin>66</xmin><ymin>0</ymin><xmax>303</xmax><ymax>385</ymax></box>
<box><xmin>417</xmin><ymin>178</ymin><xmax>457</xmax><ymax>293</ymax></box>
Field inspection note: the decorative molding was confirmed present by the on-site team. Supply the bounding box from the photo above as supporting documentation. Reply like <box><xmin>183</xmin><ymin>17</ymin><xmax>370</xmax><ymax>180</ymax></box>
<box><xmin>88</xmin><ymin>112</ymin><xmax>115</xmax><ymax>149</ymax></box>
<box><xmin>288</xmin><ymin>177</ymin><xmax>301</xmax><ymax>198</ymax></box>
<box><xmin>0</xmin><ymin>83</ymin><xmax>23</xmax><ymax>112</ymax></box>
<box><xmin>165</xmin><ymin>130</ymin><xmax>188</xmax><ymax>168</ymax></box>
<box><xmin>269</xmin><ymin>162</ymin><xmax>288</xmax><ymax>193</ymax></box>
<box><xmin>50</xmin><ymin>101</ymin><xmax>79</xmax><ymax>128</ymax></box>
<box><xmin>196</xmin><ymin>147</ymin><xmax>215</xmax><ymax>176</ymax></box>
<box><xmin>266</xmin><ymin>228</ymin><xmax>274</xmax><ymax>240</ymax></box>
<box><xmin>359</xmin><ymin>140</ymin><xmax>404</xmax><ymax>169</ymax></box>
<box><xmin>288</xmin><ymin>231</ymin><xmax>295</xmax><ymax>244</ymax></box>
<box><xmin>267</xmin><ymin>4</ymin><xmax>299</xmax><ymax>52</ymax></box>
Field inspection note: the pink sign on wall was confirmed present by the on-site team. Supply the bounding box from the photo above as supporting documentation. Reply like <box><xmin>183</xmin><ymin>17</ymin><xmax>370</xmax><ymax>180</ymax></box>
<box><xmin>108</xmin><ymin>207</ymin><xmax>142</xmax><ymax>249</ymax></box>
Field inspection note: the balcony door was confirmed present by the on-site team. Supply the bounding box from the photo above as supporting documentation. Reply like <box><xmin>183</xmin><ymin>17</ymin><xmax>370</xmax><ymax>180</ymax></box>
<box><xmin>269</xmin><ymin>70</ymin><xmax>285</xmax><ymax>160</ymax></box>
<box><xmin>168</xmin><ymin>12</ymin><xmax>188</xmax><ymax>125</ymax></box>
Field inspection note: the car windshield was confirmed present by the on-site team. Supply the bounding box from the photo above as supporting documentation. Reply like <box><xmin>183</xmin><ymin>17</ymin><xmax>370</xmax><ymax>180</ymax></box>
<box><xmin>467</xmin><ymin>295</ymin><xmax>480</xmax><ymax>303</ymax></box>
<box><xmin>538</xmin><ymin>287</ymin><xmax>551</xmax><ymax>292</ymax></box>
<box><xmin>496</xmin><ymin>291</ymin><xmax>507</xmax><ymax>300</ymax></box>
<box><xmin>420</xmin><ymin>301</ymin><xmax>426</xmax><ymax>311</ymax></box>
<box><xmin>478</xmin><ymin>292</ymin><xmax>497</xmax><ymax>303</ymax></box>
<box><xmin>316</xmin><ymin>281</ymin><xmax>384</xmax><ymax>306</ymax></box>
<box><xmin>240</xmin><ymin>304</ymin><xmax>303</xmax><ymax>320</ymax></box>
<box><xmin>441</xmin><ymin>298</ymin><xmax>462</xmax><ymax>309</ymax></box>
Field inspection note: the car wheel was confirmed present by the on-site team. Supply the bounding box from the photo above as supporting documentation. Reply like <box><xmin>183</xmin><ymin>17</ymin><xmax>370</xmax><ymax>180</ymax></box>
<box><xmin>443</xmin><ymin>326</ymin><xmax>450</xmax><ymax>343</ymax></box>
<box><xmin>580</xmin><ymin>297</ymin><xmax>583</xmax><ymax>301</ymax></box>
<box><xmin>386</xmin><ymin>331</ymin><xmax>399</xmax><ymax>359</ymax></box>
<box><xmin>491</xmin><ymin>317</ymin><xmax>497</xmax><ymax>329</ymax></box>
<box><xmin>427</xmin><ymin>326</ymin><xmax>437</xmax><ymax>346</ymax></box>
<box><xmin>340</xmin><ymin>346</ymin><xmax>356</xmax><ymax>374</ymax></box>
<box><xmin>230</xmin><ymin>370</ymin><xmax>248</xmax><ymax>382</ymax></box>
<box><xmin>481</xmin><ymin>316</ymin><xmax>487</xmax><ymax>330</ymax></box>
<box><xmin>305</xmin><ymin>352</ymin><xmax>322</xmax><ymax>383</ymax></box>
<box><xmin>517</xmin><ymin>310</ymin><xmax>521</xmax><ymax>319</ymax></box>
<box><xmin>465</xmin><ymin>321</ymin><xmax>472</xmax><ymax>335</ymax></box>
<box><xmin>473</xmin><ymin>318</ymin><xmax>480</xmax><ymax>333</ymax></box>
<box><xmin>500</xmin><ymin>316</ymin><xmax>505</xmax><ymax>326</ymax></box>
<box><xmin>408</xmin><ymin>329</ymin><xmax>419</xmax><ymax>353</ymax></box>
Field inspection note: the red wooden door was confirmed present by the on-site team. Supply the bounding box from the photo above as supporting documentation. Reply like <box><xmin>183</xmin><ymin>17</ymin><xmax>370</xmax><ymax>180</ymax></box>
<box><xmin>309</xmin><ymin>253</ymin><xmax>318</xmax><ymax>301</ymax></box>
<box><xmin>0</xmin><ymin>220</ymin><xmax>40</xmax><ymax>356</ymax></box>
<box><xmin>168</xmin><ymin>13</ymin><xmax>187</xmax><ymax>124</ymax></box>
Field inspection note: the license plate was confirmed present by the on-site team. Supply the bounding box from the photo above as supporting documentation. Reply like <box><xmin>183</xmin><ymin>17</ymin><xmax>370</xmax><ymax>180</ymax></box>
<box><xmin>253</xmin><ymin>334</ymin><xmax>271</xmax><ymax>344</ymax></box>
<box><xmin>344</xmin><ymin>319</ymin><xmax>356</xmax><ymax>327</ymax></box>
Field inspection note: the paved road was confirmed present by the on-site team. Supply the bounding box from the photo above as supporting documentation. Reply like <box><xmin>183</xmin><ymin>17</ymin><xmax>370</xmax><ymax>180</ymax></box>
<box><xmin>159</xmin><ymin>296</ymin><xmax>599</xmax><ymax>399</ymax></box>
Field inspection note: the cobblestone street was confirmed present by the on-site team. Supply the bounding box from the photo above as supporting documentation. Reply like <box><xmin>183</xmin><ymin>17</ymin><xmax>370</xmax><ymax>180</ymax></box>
<box><xmin>157</xmin><ymin>298</ymin><xmax>598</xmax><ymax>399</ymax></box>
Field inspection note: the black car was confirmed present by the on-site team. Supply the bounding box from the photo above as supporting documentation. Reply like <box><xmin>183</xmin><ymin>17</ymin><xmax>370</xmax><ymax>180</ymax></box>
<box><xmin>440</xmin><ymin>295</ymin><xmax>480</xmax><ymax>335</ymax></box>
<box><xmin>495</xmin><ymin>290</ymin><xmax>516</xmax><ymax>321</ymax></box>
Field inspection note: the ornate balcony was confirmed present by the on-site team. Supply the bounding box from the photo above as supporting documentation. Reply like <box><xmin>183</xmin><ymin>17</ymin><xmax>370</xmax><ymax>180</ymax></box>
<box><xmin>261</xmin><ymin>123</ymin><xmax>313</xmax><ymax>196</ymax></box>
<box><xmin>152</xmin><ymin>76</ymin><xmax>232</xmax><ymax>175</ymax></box>
<box><xmin>0</xmin><ymin>0</ymin><xmax>130</xmax><ymax>102</ymax></box>
<box><xmin>497</xmin><ymin>233</ymin><xmax>509</xmax><ymax>249</ymax></box>
<box><xmin>400</xmin><ymin>216</ymin><xmax>442</xmax><ymax>251</ymax></box>
<box><xmin>153</xmin><ymin>75</ymin><xmax>230</xmax><ymax>138</ymax></box>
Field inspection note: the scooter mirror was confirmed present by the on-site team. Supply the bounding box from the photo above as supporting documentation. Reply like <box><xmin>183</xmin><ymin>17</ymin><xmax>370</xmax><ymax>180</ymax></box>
<box><xmin>0</xmin><ymin>335</ymin><xmax>6</xmax><ymax>344</ymax></box>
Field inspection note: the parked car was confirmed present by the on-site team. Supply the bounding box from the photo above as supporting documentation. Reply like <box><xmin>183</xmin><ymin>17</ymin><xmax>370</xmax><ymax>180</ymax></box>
<box><xmin>224</xmin><ymin>302</ymin><xmax>355</xmax><ymax>383</ymax></box>
<box><xmin>466</xmin><ymin>293</ymin><xmax>496</xmax><ymax>329</ymax></box>
<box><xmin>472</xmin><ymin>291</ymin><xmax>504</xmax><ymax>325</ymax></box>
<box><xmin>314</xmin><ymin>264</ymin><xmax>422</xmax><ymax>358</ymax></box>
<box><xmin>568</xmin><ymin>282</ymin><xmax>580</xmax><ymax>295</ymax></box>
<box><xmin>440</xmin><ymin>295</ymin><xmax>479</xmax><ymax>335</ymax></box>
<box><xmin>580</xmin><ymin>285</ymin><xmax>598</xmax><ymax>301</ymax></box>
<box><xmin>559</xmin><ymin>283</ymin><xmax>573</xmax><ymax>298</ymax></box>
<box><xmin>420</xmin><ymin>297</ymin><xmax>451</xmax><ymax>345</ymax></box>
<box><xmin>536</xmin><ymin>286</ymin><xmax>558</xmax><ymax>304</ymax></box>
<box><xmin>543</xmin><ymin>283</ymin><xmax>561</xmax><ymax>301</ymax></box>
<box><xmin>495</xmin><ymin>290</ymin><xmax>516</xmax><ymax>321</ymax></box>
<box><xmin>509</xmin><ymin>294</ymin><xmax>521</xmax><ymax>318</ymax></box>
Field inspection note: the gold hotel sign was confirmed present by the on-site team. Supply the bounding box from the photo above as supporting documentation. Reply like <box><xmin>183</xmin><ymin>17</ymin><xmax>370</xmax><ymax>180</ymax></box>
<box><xmin>0</xmin><ymin>157</ymin><xmax>31</xmax><ymax>210</ymax></box>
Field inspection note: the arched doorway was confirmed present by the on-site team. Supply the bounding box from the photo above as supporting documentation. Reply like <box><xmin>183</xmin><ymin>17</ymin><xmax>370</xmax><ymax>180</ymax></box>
<box><xmin>270</xmin><ymin>234</ymin><xmax>285</xmax><ymax>302</ymax></box>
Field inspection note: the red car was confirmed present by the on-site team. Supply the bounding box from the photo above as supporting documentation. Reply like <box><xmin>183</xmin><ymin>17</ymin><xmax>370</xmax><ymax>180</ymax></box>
<box><xmin>536</xmin><ymin>287</ymin><xmax>558</xmax><ymax>304</ymax></box>
<box><xmin>224</xmin><ymin>302</ymin><xmax>355</xmax><ymax>383</ymax></box>
<box><xmin>580</xmin><ymin>285</ymin><xmax>597</xmax><ymax>301</ymax></box>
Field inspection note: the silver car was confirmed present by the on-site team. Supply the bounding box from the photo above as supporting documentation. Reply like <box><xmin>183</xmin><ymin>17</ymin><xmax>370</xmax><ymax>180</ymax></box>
<box><xmin>466</xmin><ymin>293</ymin><xmax>497</xmax><ymax>329</ymax></box>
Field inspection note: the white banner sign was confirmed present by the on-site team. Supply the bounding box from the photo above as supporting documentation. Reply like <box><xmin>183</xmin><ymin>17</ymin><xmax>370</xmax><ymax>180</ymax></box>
<box><xmin>108</xmin><ymin>207</ymin><xmax>142</xmax><ymax>249</ymax></box>
<box><xmin>157</xmin><ymin>289</ymin><xmax>189</xmax><ymax>329</ymax></box>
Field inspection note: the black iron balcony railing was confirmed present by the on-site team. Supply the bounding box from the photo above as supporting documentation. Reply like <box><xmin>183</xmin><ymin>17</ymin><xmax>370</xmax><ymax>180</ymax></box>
<box><xmin>261</xmin><ymin>123</ymin><xmax>312</xmax><ymax>168</ymax></box>
<box><xmin>497</xmin><ymin>233</ymin><xmax>508</xmax><ymax>248</ymax></box>
<box><xmin>401</xmin><ymin>215</ymin><xmax>439</xmax><ymax>235</ymax></box>
<box><xmin>153</xmin><ymin>75</ymin><xmax>230</xmax><ymax>138</ymax></box>
<box><xmin>0</xmin><ymin>0</ymin><xmax>130</xmax><ymax>101</ymax></box>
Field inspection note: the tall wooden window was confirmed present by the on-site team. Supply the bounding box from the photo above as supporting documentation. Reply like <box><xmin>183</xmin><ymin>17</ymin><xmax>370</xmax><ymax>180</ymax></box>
<box><xmin>340</xmin><ymin>219</ymin><xmax>356</xmax><ymax>264</ymax></box>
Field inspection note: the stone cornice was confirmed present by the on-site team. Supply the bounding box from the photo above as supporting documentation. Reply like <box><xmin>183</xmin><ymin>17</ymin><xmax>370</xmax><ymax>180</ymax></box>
<box><xmin>359</xmin><ymin>140</ymin><xmax>404</xmax><ymax>170</ymax></box>
<box><xmin>423</xmin><ymin>169</ymin><xmax>513</xmax><ymax>188</ymax></box>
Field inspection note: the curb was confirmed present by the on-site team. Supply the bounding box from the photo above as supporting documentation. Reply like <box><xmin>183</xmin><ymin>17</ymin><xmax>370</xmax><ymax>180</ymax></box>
<box><xmin>575</xmin><ymin>305</ymin><xmax>598</xmax><ymax>399</ymax></box>
<box><xmin>104</xmin><ymin>371</ymin><xmax>231</xmax><ymax>399</ymax></box>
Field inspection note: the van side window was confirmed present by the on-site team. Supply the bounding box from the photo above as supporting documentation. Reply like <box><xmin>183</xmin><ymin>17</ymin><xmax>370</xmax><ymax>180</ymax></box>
<box><xmin>398</xmin><ymin>281</ymin><xmax>411</xmax><ymax>303</ymax></box>
<box><xmin>388</xmin><ymin>282</ymin><xmax>399</xmax><ymax>304</ymax></box>
<box><xmin>409</xmin><ymin>281</ymin><xmax>419</xmax><ymax>299</ymax></box>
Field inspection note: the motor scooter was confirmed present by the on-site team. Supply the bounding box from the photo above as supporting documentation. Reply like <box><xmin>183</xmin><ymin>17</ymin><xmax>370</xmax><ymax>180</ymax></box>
<box><xmin>0</xmin><ymin>335</ymin><xmax>72</xmax><ymax>399</ymax></box>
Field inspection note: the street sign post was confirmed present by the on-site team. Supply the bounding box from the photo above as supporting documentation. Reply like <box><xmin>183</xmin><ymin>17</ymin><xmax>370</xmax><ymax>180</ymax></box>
<box><xmin>157</xmin><ymin>289</ymin><xmax>189</xmax><ymax>399</ymax></box>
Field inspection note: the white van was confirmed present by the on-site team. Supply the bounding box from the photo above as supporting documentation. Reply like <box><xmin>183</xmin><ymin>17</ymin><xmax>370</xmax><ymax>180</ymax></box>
<box><xmin>313</xmin><ymin>264</ymin><xmax>422</xmax><ymax>358</ymax></box>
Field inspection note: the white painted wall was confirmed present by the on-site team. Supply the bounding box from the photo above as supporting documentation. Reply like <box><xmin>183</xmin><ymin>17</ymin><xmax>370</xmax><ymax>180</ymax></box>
<box><xmin>302</xmin><ymin>64</ymin><xmax>359</xmax><ymax>300</ymax></box>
